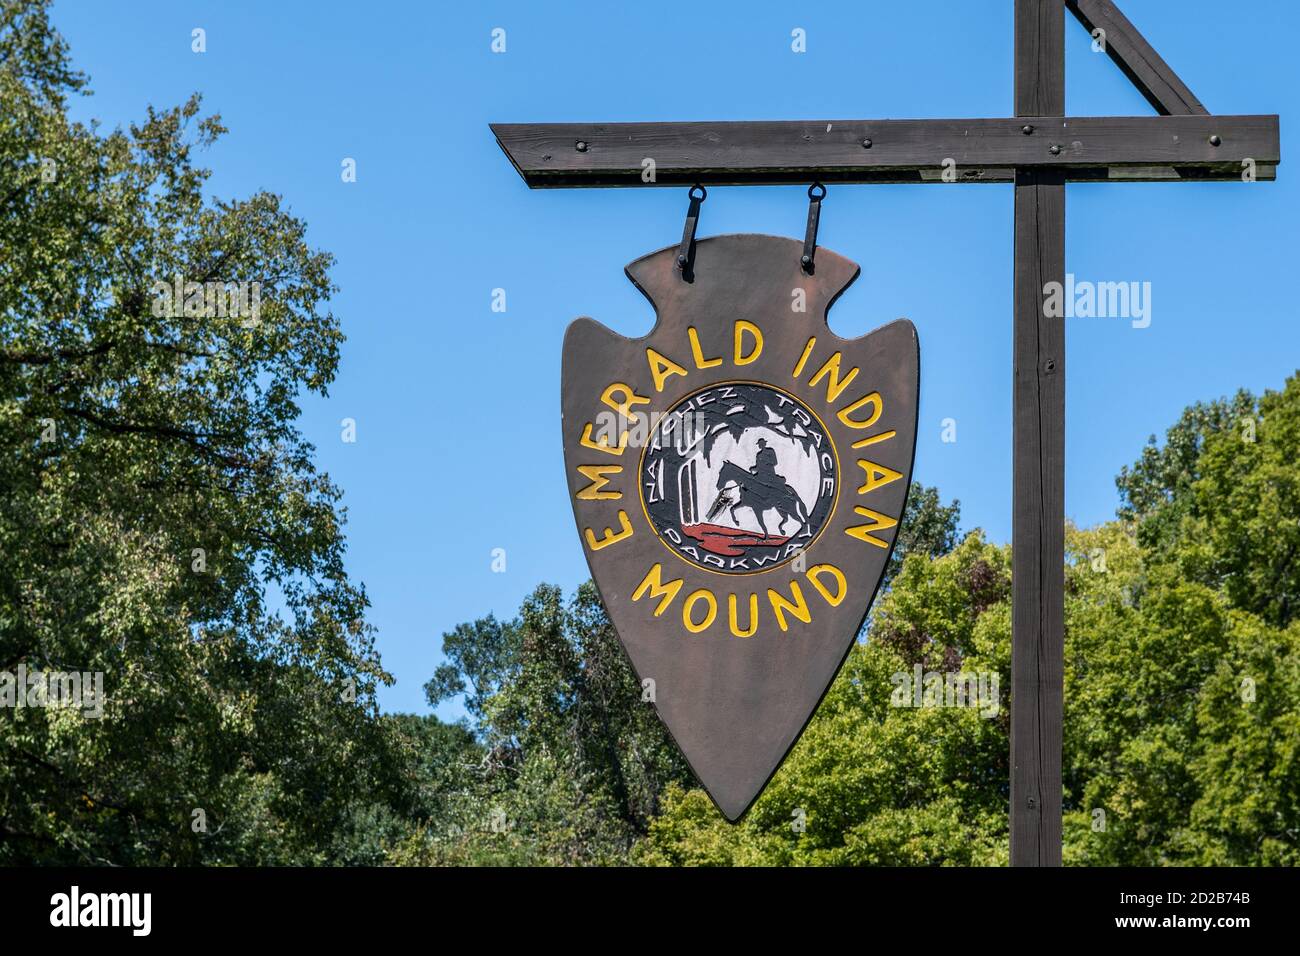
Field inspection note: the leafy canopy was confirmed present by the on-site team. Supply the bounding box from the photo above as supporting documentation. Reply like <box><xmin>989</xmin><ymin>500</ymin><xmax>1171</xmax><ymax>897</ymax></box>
<box><xmin>0</xmin><ymin>0</ymin><xmax>411</xmax><ymax>864</ymax></box>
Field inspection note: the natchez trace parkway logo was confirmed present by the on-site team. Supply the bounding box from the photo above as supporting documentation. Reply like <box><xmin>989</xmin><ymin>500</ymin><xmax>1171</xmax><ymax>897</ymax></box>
<box><xmin>640</xmin><ymin>382</ymin><xmax>837</xmax><ymax>575</ymax></box>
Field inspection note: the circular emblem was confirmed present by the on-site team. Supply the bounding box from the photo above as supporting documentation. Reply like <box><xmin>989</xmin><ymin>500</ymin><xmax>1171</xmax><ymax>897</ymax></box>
<box><xmin>639</xmin><ymin>381</ymin><xmax>838</xmax><ymax>575</ymax></box>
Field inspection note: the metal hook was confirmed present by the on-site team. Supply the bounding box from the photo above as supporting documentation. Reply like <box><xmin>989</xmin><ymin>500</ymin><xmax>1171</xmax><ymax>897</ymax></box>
<box><xmin>801</xmin><ymin>182</ymin><xmax>826</xmax><ymax>275</ymax></box>
<box><xmin>676</xmin><ymin>184</ymin><xmax>707</xmax><ymax>281</ymax></box>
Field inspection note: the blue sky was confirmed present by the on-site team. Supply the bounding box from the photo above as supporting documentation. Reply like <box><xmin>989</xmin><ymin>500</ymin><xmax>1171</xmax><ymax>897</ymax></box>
<box><xmin>50</xmin><ymin>1</ymin><xmax>1298</xmax><ymax>717</ymax></box>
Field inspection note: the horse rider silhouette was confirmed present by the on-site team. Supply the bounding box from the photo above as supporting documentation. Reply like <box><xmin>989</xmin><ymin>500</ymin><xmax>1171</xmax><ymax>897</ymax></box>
<box><xmin>750</xmin><ymin>439</ymin><xmax>779</xmax><ymax>484</ymax></box>
<box><xmin>706</xmin><ymin>438</ymin><xmax>809</xmax><ymax>537</ymax></box>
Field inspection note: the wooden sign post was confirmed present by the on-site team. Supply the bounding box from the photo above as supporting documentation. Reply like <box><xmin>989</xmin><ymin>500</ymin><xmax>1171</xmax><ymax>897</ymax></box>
<box><xmin>492</xmin><ymin>0</ymin><xmax>1281</xmax><ymax>865</ymax></box>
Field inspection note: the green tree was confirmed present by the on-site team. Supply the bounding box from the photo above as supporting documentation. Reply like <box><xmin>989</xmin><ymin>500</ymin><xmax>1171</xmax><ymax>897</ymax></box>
<box><xmin>412</xmin><ymin>483</ymin><xmax>961</xmax><ymax>864</ymax></box>
<box><xmin>1068</xmin><ymin>377</ymin><xmax>1300</xmax><ymax>864</ymax></box>
<box><xmin>409</xmin><ymin>582</ymin><xmax>694</xmax><ymax>865</ymax></box>
<box><xmin>0</xmin><ymin>0</ymin><xmax>410</xmax><ymax>863</ymax></box>
<box><xmin>637</xmin><ymin>531</ymin><xmax>1011</xmax><ymax>866</ymax></box>
<box><xmin>640</xmin><ymin>380</ymin><xmax>1300</xmax><ymax>866</ymax></box>
<box><xmin>885</xmin><ymin>482</ymin><xmax>961</xmax><ymax>591</ymax></box>
<box><xmin>1116</xmin><ymin>388</ymin><xmax>1256</xmax><ymax>557</ymax></box>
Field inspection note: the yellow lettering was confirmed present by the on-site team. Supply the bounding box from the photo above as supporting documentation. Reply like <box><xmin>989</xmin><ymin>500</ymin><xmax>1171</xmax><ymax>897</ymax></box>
<box><xmin>585</xmin><ymin>510</ymin><xmax>634</xmax><ymax>551</ymax></box>
<box><xmin>844</xmin><ymin>506</ymin><xmax>898</xmax><ymax>549</ymax></box>
<box><xmin>580</xmin><ymin>422</ymin><xmax>627</xmax><ymax>457</ymax></box>
<box><xmin>687</xmin><ymin>327</ymin><xmax>723</xmax><ymax>369</ymax></box>
<box><xmin>792</xmin><ymin>336</ymin><xmax>816</xmax><ymax>378</ymax></box>
<box><xmin>576</xmin><ymin>464</ymin><xmax>622</xmax><ymax>500</ymax></box>
<box><xmin>683</xmin><ymin>589</ymin><xmax>718</xmax><ymax>633</ymax></box>
<box><xmin>807</xmin><ymin>564</ymin><xmax>847</xmax><ymax>607</ymax></box>
<box><xmin>632</xmin><ymin>563</ymin><xmax>683</xmax><ymax>616</ymax></box>
<box><xmin>601</xmin><ymin>383</ymin><xmax>651</xmax><ymax>423</ymax></box>
<box><xmin>728</xmin><ymin>593</ymin><xmax>759</xmax><ymax>638</ymax></box>
<box><xmin>767</xmin><ymin>580</ymin><xmax>811</xmax><ymax>632</ymax></box>
<box><xmin>646</xmin><ymin>348</ymin><xmax>689</xmax><ymax>393</ymax></box>
<box><xmin>734</xmin><ymin>320</ymin><xmax>763</xmax><ymax>365</ymax></box>
<box><xmin>838</xmin><ymin>391</ymin><xmax>883</xmax><ymax>430</ymax></box>
<box><xmin>808</xmin><ymin>352</ymin><xmax>860</xmax><ymax>404</ymax></box>
<box><xmin>855</xmin><ymin>459</ymin><xmax>903</xmax><ymax>494</ymax></box>
<box><xmin>851</xmin><ymin>430</ymin><xmax>896</xmax><ymax>449</ymax></box>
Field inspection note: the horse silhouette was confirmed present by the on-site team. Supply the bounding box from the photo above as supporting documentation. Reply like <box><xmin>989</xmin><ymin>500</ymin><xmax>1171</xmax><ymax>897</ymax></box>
<box><xmin>712</xmin><ymin>459</ymin><xmax>808</xmax><ymax>538</ymax></box>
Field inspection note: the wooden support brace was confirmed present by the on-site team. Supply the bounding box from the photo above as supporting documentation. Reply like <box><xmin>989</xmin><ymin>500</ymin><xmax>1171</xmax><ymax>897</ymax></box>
<box><xmin>1066</xmin><ymin>0</ymin><xmax>1208</xmax><ymax>115</ymax></box>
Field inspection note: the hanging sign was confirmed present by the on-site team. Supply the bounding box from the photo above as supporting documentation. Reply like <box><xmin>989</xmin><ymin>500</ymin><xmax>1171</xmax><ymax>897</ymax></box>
<box><xmin>561</xmin><ymin>228</ymin><xmax>919</xmax><ymax>819</ymax></box>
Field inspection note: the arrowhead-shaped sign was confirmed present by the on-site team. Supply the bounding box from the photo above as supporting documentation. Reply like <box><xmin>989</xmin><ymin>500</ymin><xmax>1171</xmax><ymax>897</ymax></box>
<box><xmin>561</xmin><ymin>234</ymin><xmax>919</xmax><ymax>820</ymax></box>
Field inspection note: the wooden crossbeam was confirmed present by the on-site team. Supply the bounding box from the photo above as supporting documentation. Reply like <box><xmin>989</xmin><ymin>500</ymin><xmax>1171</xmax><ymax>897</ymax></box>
<box><xmin>492</xmin><ymin>114</ymin><xmax>1277</xmax><ymax>187</ymax></box>
<box><xmin>1066</xmin><ymin>0</ymin><xmax>1208</xmax><ymax>115</ymax></box>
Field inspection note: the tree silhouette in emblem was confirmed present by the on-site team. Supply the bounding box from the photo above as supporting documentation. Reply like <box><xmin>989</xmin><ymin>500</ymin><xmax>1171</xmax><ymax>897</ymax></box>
<box><xmin>699</xmin><ymin>397</ymin><xmax>821</xmax><ymax>465</ymax></box>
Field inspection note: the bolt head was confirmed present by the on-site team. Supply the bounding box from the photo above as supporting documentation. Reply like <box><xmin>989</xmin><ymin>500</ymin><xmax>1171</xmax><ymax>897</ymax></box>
<box><xmin>575</xmin><ymin>140</ymin><xmax>588</xmax><ymax>152</ymax></box>
<box><xmin>1049</xmin><ymin>144</ymin><xmax>1062</xmax><ymax>155</ymax></box>
<box><xmin>1022</xmin><ymin>124</ymin><xmax>1034</xmax><ymax>135</ymax></box>
<box><xmin>1209</xmin><ymin>134</ymin><xmax>1222</xmax><ymax>147</ymax></box>
<box><xmin>861</xmin><ymin>138</ymin><xmax>872</xmax><ymax>149</ymax></box>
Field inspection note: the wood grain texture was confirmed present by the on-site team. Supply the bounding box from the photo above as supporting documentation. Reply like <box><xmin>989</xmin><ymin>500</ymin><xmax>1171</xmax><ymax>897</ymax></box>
<box><xmin>490</xmin><ymin>115</ymin><xmax>1277</xmax><ymax>186</ymax></box>
<box><xmin>1012</xmin><ymin>0</ymin><xmax>1065</xmax><ymax>869</ymax></box>
<box><xmin>1016</xmin><ymin>0</ymin><xmax>1065</xmax><ymax>116</ymax></box>
<box><xmin>1067</xmin><ymin>0</ymin><xmax>1208</xmax><ymax>115</ymax></box>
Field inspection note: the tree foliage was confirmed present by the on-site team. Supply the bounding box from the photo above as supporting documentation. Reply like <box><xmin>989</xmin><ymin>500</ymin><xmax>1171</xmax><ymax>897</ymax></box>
<box><xmin>640</xmin><ymin>377</ymin><xmax>1300</xmax><ymax>866</ymax></box>
<box><xmin>0</xmin><ymin>0</ymin><xmax>412</xmax><ymax>864</ymax></box>
<box><xmin>407</xmin><ymin>483</ymin><xmax>962</xmax><ymax>864</ymax></box>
